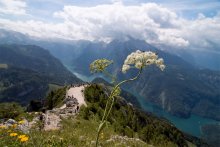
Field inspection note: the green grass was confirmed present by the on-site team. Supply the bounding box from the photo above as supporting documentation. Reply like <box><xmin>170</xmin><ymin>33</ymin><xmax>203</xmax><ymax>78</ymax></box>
<box><xmin>29</xmin><ymin>116</ymin><xmax>150</xmax><ymax>147</ymax></box>
<box><xmin>0</xmin><ymin>115</ymin><xmax>151</xmax><ymax>147</ymax></box>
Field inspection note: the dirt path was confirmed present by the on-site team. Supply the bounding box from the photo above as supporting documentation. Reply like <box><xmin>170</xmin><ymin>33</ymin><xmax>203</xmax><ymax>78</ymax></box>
<box><xmin>66</xmin><ymin>85</ymin><xmax>87</xmax><ymax>107</ymax></box>
<box><xmin>43</xmin><ymin>85</ymin><xmax>87</xmax><ymax>131</ymax></box>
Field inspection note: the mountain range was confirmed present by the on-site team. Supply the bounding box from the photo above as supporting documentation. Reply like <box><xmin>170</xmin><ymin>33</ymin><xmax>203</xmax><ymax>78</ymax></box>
<box><xmin>0</xmin><ymin>44</ymin><xmax>81</xmax><ymax>105</ymax></box>
<box><xmin>1</xmin><ymin>29</ymin><xmax>220</xmax><ymax>71</ymax></box>
<box><xmin>0</xmin><ymin>29</ymin><xmax>219</xmax><ymax>121</ymax></box>
<box><xmin>0</xmin><ymin>29</ymin><xmax>220</xmax><ymax>144</ymax></box>
<box><xmin>70</xmin><ymin>39</ymin><xmax>220</xmax><ymax>121</ymax></box>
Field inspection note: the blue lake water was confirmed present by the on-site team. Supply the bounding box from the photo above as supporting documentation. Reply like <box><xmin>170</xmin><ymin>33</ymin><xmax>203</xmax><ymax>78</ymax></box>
<box><xmin>66</xmin><ymin>67</ymin><xmax>219</xmax><ymax>138</ymax></box>
<box><xmin>135</xmin><ymin>93</ymin><xmax>219</xmax><ymax>138</ymax></box>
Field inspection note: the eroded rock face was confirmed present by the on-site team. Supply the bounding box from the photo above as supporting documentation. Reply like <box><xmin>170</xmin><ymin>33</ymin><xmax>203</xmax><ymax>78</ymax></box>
<box><xmin>44</xmin><ymin>111</ymin><xmax>61</xmax><ymax>131</ymax></box>
<box><xmin>18</xmin><ymin>119</ymin><xmax>29</xmax><ymax>133</ymax></box>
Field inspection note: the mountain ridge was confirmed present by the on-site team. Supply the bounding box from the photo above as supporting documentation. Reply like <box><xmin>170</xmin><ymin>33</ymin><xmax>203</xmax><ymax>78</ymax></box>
<box><xmin>0</xmin><ymin>44</ymin><xmax>82</xmax><ymax>105</ymax></box>
<box><xmin>69</xmin><ymin>39</ymin><xmax>220</xmax><ymax>121</ymax></box>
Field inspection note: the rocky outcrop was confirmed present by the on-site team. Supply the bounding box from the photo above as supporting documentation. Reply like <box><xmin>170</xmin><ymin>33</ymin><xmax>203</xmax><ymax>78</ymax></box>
<box><xmin>42</xmin><ymin>85</ymin><xmax>86</xmax><ymax>131</ymax></box>
<box><xmin>0</xmin><ymin>118</ymin><xmax>33</xmax><ymax>133</ymax></box>
<box><xmin>0</xmin><ymin>85</ymin><xmax>87</xmax><ymax>132</ymax></box>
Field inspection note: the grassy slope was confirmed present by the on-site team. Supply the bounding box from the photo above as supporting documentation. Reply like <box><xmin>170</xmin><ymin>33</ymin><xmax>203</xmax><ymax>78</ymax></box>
<box><xmin>0</xmin><ymin>84</ymin><xmax>208</xmax><ymax>147</ymax></box>
<box><xmin>0</xmin><ymin>116</ymin><xmax>151</xmax><ymax>147</ymax></box>
<box><xmin>30</xmin><ymin>117</ymin><xmax>150</xmax><ymax>147</ymax></box>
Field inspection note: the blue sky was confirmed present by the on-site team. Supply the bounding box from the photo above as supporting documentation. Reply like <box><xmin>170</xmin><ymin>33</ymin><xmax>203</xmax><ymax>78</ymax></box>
<box><xmin>1</xmin><ymin>0</ymin><xmax>218</xmax><ymax>22</ymax></box>
<box><xmin>25</xmin><ymin>0</ymin><xmax>220</xmax><ymax>19</ymax></box>
<box><xmin>0</xmin><ymin>0</ymin><xmax>220</xmax><ymax>52</ymax></box>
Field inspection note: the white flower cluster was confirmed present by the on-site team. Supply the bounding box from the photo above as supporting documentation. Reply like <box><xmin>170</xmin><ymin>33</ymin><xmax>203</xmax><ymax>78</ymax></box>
<box><xmin>122</xmin><ymin>50</ymin><xmax>165</xmax><ymax>73</ymax></box>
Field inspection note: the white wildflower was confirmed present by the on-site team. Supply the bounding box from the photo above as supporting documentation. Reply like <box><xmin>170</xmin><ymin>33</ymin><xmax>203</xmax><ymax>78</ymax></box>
<box><xmin>146</xmin><ymin>59</ymin><xmax>155</xmax><ymax>65</ymax></box>
<box><xmin>135</xmin><ymin>61</ymin><xmax>142</xmax><ymax>69</ymax></box>
<box><xmin>159</xmin><ymin>65</ymin><xmax>165</xmax><ymax>71</ymax></box>
<box><xmin>136</xmin><ymin>54</ymin><xmax>142</xmax><ymax>61</ymax></box>
<box><xmin>122</xmin><ymin>64</ymin><xmax>130</xmax><ymax>73</ymax></box>
<box><xmin>122</xmin><ymin>50</ymin><xmax>165</xmax><ymax>73</ymax></box>
<box><xmin>156</xmin><ymin>58</ymin><xmax>164</xmax><ymax>65</ymax></box>
<box><xmin>151</xmin><ymin>53</ymin><xmax>158</xmax><ymax>60</ymax></box>
<box><xmin>136</xmin><ymin>50</ymin><xmax>142</xmax><ymax>53</ymax></box>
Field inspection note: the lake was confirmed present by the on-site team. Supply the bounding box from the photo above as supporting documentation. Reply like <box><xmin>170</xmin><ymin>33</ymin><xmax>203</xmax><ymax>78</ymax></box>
<box><xmin>135</xmin><ymin>92</ymin><xmax>219</xmax><ymax>138</ymax></box>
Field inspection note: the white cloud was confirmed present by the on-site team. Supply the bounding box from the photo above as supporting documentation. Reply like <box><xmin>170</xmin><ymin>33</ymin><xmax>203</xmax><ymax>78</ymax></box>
<box><xmin>52</xmin><ymin>2</ymin><xmax>189</xmax><ymax>47</ymax></box>
<box><xmin>0</xmin><ymin>0</ymin><xmax>26</xmax><ymax>15</ymax></box>
<box><xmin>0</xmin><ymin>2</ymin><xmax>219</xmax><ymax>52</ymax></box>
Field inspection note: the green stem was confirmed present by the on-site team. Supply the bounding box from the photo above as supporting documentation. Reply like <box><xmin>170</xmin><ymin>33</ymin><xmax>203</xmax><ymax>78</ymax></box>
<box><xmin>95</xmin><ymin>121</ymin><xmax>106</xmax><ymax>147</ymax></box>
<box><xmin>105</xmin><ymin>68</ymin><xmax>142</xmax><ymax>120</ymax></box>
<box><xmin>95</xmin><ymin>68</ymin><xmax>142</xmax><ymax>147</ymax></box>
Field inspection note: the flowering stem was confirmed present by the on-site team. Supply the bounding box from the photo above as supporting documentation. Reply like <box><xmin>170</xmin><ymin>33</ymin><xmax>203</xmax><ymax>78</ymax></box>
<box><xmin>95</xmin><ymin>68</ymin><xmax>142</xmax><ymax>147</ymax></box>
<box><xmin>105</xmin><ymin>68</ymin><xmax>142</xmax><ymax>120</ymax></box>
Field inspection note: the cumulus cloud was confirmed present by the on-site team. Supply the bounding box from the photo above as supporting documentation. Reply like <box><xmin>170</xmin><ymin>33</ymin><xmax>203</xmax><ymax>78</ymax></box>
<box><xmin>0</xmin><ymin>2</ymin><xmax>219</xmax><ymax>51</ymax></box>
<box><xmin>53</xmin><ymin>2</ymin><xmax>190</xmax><ymax>47</ymax></box>
<box><xmin>0</xmin><ymin>0</ymin><xmax>26</xmax><ymax>15</ymax></box>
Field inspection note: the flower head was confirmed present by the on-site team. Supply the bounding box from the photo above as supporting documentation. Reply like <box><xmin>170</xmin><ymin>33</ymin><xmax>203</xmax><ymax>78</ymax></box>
<box><xmin>20</xmin><ymin>136</ymin><xmax>29</xmax><ymax>142</ymax></box>
<box><xmin>90</xmin><ymin>59</ymin><xmax>113</xmax><ymax>73</ymax></box>
<box><xmin>18</xmin><ymin>135</ymin><xmax>26</xmax><ymax>139</ymax></box>
<box><xmin>122</xmin><ymin>50</ymin><xmax>165</xmax><ymax>73</ymax></box>
<box><xmin>10</xmin><ymin>133</ymin><xmax>18</xmax><ymax>137</ymax></box>
<box><xmin>122</xmin><ymin>64</ymin><xmax>130</xmax><ymax>73</ymax></box>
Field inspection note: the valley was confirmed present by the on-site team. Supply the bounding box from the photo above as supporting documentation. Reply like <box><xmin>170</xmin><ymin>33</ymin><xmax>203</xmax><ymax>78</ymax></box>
<box><xmin>0</xmin><ymin>30</ymin><xmax>219</xmax><ymax>146</ymax></box>
<box><xmin>66</xmin><ymin>68</ymin><xmax>220</xmax><ymax>139</ymax></box>
<box><xmin>0</xmin><ymin>0</ymin><xmax>220</xmax><ymax>146</ymax></box>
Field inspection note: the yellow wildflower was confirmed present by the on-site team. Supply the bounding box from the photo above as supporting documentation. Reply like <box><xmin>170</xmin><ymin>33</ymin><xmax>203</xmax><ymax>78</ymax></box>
<box><xmin>18</xmin><ymin>135</ymin><xmax>26</xmax><ymax>139</ymax></box>
<box><xmin>20</xmin><ymin>136</ymin><xmax>29</xmax><ymax>142</ymax></box>
<box><xmin>10</xmin><ymin>133</ymin><xmax>18</xmax><ymax>137</ymax></box>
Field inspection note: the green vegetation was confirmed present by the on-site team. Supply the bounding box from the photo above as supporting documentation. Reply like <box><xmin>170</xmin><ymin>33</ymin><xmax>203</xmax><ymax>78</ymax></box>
<box><xmin>45</xmin><ymin>86</ymin><xmax>68</xmax><ymax>109</ymax></box>
<box><xmin>0</xmin><ymin>116</ymin><xmax>150</xmax><ymax>147</ymax></box>
<box><xmin>0</xmin><ymin>102</ymin><xmax>24</xmax><ymax>119</ymax></box>
<box><xmin>0</xmin><ymin>85</ymin><xmax>208</xmax><ymax>146</ymax></box>
<box><xmin>0</xmin><ymin>44</ymin><xmax>81</xmax><ymax>85</ymax></box>
<box><xmin>0</xmin><ymin>67</ymin><xmax>48</xmax><ymax>105</ymax></box>
<box><xmin>0</xmin><ymin>44</ymin><xmax>82</xmax><ymax>105</ymax></box>
<box><xmin>83</xmin><ymin>84</ymin><xmax>187</xmax><ymax>147</ymax></box>
<box><xmin>89</xmin><ymin>51</ymin><xmax>165</xmax><ymax>146</ymax></box>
